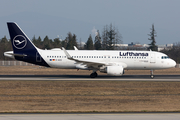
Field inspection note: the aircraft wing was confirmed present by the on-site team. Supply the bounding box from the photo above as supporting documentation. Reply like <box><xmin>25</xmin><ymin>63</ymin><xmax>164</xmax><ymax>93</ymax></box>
<box><xmin>62</xmin><ymin>47</ymin><xmax>105</xmax><ymax>69</ymax></box>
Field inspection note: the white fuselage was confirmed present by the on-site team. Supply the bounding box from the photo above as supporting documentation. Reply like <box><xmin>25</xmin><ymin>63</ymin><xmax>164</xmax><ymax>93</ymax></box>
<box><xmin>37</xmin><ymin>49</ymin><xmax>176</xmax><ymax>70</ymax></box>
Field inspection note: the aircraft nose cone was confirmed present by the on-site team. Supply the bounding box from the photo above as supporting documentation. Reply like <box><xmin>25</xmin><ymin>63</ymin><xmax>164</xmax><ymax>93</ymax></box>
<box><xmin>171</xmin><ymin>59</ymin><xmax>176</xmax><ymax>67</ymax></box>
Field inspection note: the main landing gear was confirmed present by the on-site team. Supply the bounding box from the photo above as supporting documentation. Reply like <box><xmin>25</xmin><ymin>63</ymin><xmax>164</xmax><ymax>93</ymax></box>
<box><xmin>150</xmin><ymin>70</ymin><xmax>154</xmax><ymax>79</ymax></box>
<box><xmin>90</xmin><ymin>71</ymin><xmax>98</xmax><ymax>78</ymax></box>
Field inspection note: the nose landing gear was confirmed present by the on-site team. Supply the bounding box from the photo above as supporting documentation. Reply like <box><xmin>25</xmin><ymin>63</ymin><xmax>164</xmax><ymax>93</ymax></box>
<box><xmin>150</xmin><ymin>70</ymin><xmax>154</xmax><ymax>79</ymax></box>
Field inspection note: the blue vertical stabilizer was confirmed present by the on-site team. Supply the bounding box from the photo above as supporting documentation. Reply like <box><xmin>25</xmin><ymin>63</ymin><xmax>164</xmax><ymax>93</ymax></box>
<box><xmin>7</xmin><ymin>22</ymin><xmax>49</xmax><ymax>67</ymax></box>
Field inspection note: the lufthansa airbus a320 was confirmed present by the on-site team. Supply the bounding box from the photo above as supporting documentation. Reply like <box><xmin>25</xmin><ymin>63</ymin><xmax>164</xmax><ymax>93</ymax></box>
<box><xmin>4</xmin><ymin>22</ymin><xmax>176</xmax><ymax>78</ymax></box>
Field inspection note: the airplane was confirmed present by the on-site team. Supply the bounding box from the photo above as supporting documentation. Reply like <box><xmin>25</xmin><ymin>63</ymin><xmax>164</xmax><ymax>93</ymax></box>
<box><xmin>4</xmin><ymin>22</ymin><xmax>176</xmax><ymax>78</ymax></box>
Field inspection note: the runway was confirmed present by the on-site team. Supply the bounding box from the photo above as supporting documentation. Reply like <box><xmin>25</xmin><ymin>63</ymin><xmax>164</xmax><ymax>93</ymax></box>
<box><xmin>0</xmin><ymin>113</ymin><xmax>180</xmax><ymax>120</ymax></box>
<box><xmin>0</xmin><ymin>75</ymin><xmax>180</xmax><ymax>81</ymax></box>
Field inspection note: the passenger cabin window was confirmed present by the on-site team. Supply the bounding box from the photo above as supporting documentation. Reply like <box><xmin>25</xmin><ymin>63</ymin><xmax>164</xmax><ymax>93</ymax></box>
<box><xmin>161</xmin><ymin>56</ymin><xmax>169</xmax><ymax>59</ymax></box>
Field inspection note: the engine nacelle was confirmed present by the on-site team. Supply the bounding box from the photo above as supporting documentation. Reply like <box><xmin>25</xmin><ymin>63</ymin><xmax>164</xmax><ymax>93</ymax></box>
<box><xmin>106</xmin><ymin>66</ymin><xmax>124</xmax><ymax>76</ymax></box>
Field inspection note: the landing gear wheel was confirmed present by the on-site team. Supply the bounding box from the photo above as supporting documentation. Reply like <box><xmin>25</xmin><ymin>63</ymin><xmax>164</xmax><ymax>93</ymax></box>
<box><xmin>150</xmin><ymin>70</ymin><xmax>154</xmax><ymax>79</ymax></box>
<box><xmin>94</xmin><ymin>72</ymin><xmax>97</xmax><ymax>77</ymax></box>
<box><xmin>90</xmin><ymin>72</ymin><xmax>98</xmax><ymax>78</ymax></box>
<box><xmin>150</xmin><ymin>75</ymin><xmax>154</xmax><ymax>79</ymax></box>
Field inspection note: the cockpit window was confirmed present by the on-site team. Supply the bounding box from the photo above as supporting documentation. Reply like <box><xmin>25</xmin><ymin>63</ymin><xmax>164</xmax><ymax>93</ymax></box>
<box><xmin>161</xmin><ymin>56</ymin><xmax>169</xmax><ymax>59</ymax></box>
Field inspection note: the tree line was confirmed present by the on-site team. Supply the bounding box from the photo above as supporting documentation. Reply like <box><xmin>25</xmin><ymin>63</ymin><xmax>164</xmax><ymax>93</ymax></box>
<box><xmin>32</xmin><ymin>23</ymin><xmax>122</xmax><ymax>51</ymax></box>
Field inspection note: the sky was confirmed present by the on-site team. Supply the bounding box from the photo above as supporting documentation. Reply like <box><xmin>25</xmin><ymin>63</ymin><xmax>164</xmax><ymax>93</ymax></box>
<box><xmin>0</xmin><ymin>0</ymin><xmax>180</xmax><ymax>45</ymax></box>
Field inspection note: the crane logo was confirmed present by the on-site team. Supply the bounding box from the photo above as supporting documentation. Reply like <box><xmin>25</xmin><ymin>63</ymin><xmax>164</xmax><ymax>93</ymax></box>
<box><xmin>13</xmin><ymin>35</ymin><xmax>27</xmax><ymax>49</ymax></box>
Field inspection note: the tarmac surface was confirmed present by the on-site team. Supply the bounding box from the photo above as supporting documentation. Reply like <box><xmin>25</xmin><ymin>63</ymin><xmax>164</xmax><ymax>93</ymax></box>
<box><xmin>0</xmin><ymin>75</ymin><xmax>180</xmax><ymax>81</ymax></box>
<box><xmin>0</xmin><ymin>113</ymin><xmax>180</xmax><ymax>120</ymax></box>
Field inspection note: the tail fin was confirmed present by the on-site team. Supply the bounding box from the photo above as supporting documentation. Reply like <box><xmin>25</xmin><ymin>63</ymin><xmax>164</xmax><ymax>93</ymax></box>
<box><xmin>7</xmin><ymin>22</ymin><xmax>37</xmax><ymax>53</ymax></box>
<box><xmin>6</xmin><ymin>22</ymin><xmax>49</xmax><ymax>67</ymax></box>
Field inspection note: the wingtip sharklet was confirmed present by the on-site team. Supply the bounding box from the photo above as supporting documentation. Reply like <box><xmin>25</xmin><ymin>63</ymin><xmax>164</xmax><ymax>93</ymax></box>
<box><xmin>74</xmin><ymin>46</ymin><xmax>78</xmax><ymax>50</ymax></box>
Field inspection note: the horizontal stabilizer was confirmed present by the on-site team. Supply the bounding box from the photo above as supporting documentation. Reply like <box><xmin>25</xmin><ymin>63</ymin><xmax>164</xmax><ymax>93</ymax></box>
<box><xmin>9</xmin><ymin>53</ymin><xmax>27</xmax><ymax>57</ymax></box>
<box><xmin>4</xmin><ymin>51</ymin><xmax>27</xmax><ymax>58</ymax></box>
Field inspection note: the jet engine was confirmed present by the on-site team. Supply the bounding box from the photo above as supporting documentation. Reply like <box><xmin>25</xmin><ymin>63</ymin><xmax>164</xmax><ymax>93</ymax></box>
<box><xmin>100</xmin><ymin>66</ymin><xmax>124</xmax><ymax>76</ymax></box>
